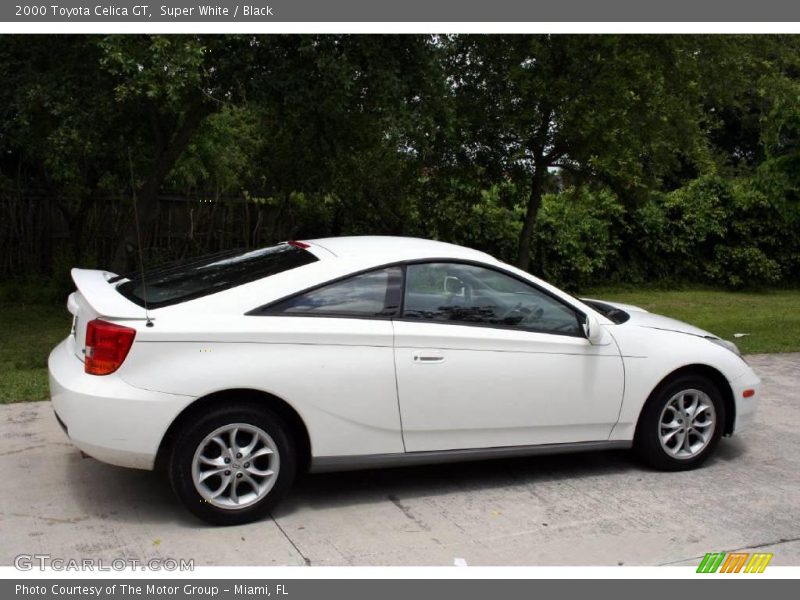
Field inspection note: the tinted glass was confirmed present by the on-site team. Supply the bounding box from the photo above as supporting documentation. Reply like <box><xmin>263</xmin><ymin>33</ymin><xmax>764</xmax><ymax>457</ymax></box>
<box><xmin>268</xmin><ymin>267</ymin><xmax>402</xmax><ymax>317</ymax></box>
<box><xmin>117</xmin><ymin>244</ymin><xmax>317</xmax><ymax>308</ymax></box>
<box><xmin>403</xmin><ymin>263</ymin><xmax>582</xmax><ymax>335</ymax></box>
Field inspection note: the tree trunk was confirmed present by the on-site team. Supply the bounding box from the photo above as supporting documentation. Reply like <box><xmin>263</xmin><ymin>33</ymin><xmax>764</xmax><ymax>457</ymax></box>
<box><xmin>516</xmin><ymin>164</ymin><xmax>546</xmax><ymax>271</ymax></box>
<box><xmin>112</xmin><ymin>102</ymin><xmax>214</xmax><ymax>273</ymax></box>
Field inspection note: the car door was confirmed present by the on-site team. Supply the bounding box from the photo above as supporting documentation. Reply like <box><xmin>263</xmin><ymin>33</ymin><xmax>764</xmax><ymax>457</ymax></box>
<box><xmin>393</xmin><ymin>262</ymin><xmax>625</xmax><ymax>452</ymax></box>
<box><xmin>253</xmin><ymin>266</ymin><xmax>406</xmax><ymax>457</ymax></box>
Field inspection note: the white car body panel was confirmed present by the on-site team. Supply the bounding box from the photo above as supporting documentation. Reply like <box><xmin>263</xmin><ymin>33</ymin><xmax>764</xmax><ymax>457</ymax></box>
<box><xmin>118</xmin><ymin>317</ymin><xmax>404</xmax><ymax>458</ymax></box>
<box><xmin>71</xmin><ymin>268</ymin><xmax>146</xmax><ymax>319</ymax></box>
<box><xmin>623</xmin><ymin>310</ymin><xmax>716</xmax><ymax>338</ymax></box>
<box><xmin>48</xmin><ymin>236</ymin><xmax>761</xmax><ymax>473</ymax></box>
<box><xmin>393</xmin><ymin>321</ymin><xmax>624</xmax><ymax>451</ymax></box>
<box><xmin>605</xmin><ymin>321</ymin><xmax>753</xmax><ymax>441</ymax></box>
<box><xmin>49</xmin><ymin>336</ymin><xmax>192</xmax><ymax>469</ymax></box>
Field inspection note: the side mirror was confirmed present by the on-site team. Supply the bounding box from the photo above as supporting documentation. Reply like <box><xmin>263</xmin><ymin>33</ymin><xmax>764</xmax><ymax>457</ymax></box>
<box><xmin>583</xmin><ymin>312</ymin><xmax>608</xmax><ymax>345</ymax></box>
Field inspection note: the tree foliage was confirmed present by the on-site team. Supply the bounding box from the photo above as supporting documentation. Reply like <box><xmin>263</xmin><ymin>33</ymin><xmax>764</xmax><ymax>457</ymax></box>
<box><xmin>1</xmin><ymin>34</ymin><xmax>799</xmax><ymax>289</ymax></box>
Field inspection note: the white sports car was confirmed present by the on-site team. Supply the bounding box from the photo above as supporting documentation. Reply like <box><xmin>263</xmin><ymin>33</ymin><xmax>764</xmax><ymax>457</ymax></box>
<box><xmin>49</xmin><ymin>236</ymin><xmax>761</xmax><ymax>524</ymax></box>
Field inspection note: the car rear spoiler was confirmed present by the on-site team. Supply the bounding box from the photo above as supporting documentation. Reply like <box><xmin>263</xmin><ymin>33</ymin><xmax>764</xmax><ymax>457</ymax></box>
<box><xmin>70</xmin><ymin>268</ymin><xmax>149</xmax><ymax>320</ymax></box>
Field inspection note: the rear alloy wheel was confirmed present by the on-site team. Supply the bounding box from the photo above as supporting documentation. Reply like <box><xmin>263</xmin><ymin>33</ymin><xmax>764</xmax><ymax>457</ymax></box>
<box><xmin>192</xmin><ymin>423</ymin><xmax>280</xmax><ymax>510</ymax></box>
<box><xmin>635</xmin><ymin>375</ymin><xmax>725</xmax><ymax>471</ymax></box>
<box><xmin>169</xmin><ymin>405</ymin><xmax>296</xmax><ymax>525</ymax></box>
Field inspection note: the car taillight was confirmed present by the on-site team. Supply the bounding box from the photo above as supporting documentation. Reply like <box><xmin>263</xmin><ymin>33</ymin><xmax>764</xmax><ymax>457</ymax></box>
<box><xmin>84</xmin><ymin>319</ymin><xmax>136</xmax><ymax>376</ymax></box>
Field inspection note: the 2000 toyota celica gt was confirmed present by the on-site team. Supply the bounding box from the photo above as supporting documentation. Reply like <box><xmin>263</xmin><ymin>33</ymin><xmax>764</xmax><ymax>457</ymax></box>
<box><xmin>49</xmin><ymin>236</ymin><xmax>761</xmax><ymax>524</ymax></box>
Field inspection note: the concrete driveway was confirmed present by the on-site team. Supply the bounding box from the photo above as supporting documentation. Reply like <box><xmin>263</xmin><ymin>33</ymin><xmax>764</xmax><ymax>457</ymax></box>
<box><xmin>2</xmin><ymin>354</ymin><xmax>799</xmax><ymax>567</ymax></box>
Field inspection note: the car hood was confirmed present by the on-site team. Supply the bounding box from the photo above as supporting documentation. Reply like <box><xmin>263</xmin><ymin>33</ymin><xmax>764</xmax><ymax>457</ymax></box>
<box><xmin>594</xmin><ymin>299</ymin><xmax>717</xmax><ymax>339</ymax></box>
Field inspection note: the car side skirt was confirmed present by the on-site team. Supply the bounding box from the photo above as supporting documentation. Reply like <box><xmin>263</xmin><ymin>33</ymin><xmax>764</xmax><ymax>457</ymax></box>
<box><xmin>310</xmin><ymin>440</ymin><xmax>632</xmax><ymax>473</ymax></box>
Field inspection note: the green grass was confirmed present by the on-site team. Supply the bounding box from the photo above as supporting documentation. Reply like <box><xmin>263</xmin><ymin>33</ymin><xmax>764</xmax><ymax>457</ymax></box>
<box><xmin>0</xmin><ymin>303</ymin><xmax>70</xmax><ymax>404</ymax></box>
<box><xmin>582</xmin><ymin>288</ymin><xmax>800</xmax><ymax>355</ymax></box>
<box><xmin>0</xmin><ymin>288</ymin><xmax>798</xmax><ymax>404</ymax></box>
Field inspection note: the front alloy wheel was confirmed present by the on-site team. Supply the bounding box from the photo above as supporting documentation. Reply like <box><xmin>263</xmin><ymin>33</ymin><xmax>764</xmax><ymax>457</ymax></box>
<box><xmin>635</xmin><ymin>375</ymin><xmax>725</xmax><ymax>471</ymax></box>
<box><xmin>658</xmin><ymin>389</ymin><xmax>716</xmax><ymax>460</ymax></box>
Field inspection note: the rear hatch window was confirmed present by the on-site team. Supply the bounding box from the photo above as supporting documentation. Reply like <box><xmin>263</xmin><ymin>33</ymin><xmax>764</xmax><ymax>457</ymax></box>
<box><xmin>115</xmin><ymin>244</ymin><xmax>317</xmax><ymax>308</ymax></box>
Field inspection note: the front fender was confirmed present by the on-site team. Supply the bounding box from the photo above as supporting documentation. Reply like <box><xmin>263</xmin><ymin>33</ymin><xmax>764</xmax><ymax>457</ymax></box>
<box><xmin>606</xmin><ymin>325</ymin><xmax>753</xmax><ymax>441</ymax></box>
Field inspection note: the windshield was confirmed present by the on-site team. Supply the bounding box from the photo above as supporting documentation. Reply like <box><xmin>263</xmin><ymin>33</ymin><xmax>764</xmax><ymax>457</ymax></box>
<box><xmin>116</xmin><ymin>244</ymin><xmax>317</xmax><ymax>309</ymax></box>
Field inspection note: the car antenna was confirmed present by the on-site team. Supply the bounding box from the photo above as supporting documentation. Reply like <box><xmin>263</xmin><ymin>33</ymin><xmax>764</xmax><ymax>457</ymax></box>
<box><xmin>128</xmin><ymin>148</ymin><xmax>154</xmax><ymax>328</ymax></box>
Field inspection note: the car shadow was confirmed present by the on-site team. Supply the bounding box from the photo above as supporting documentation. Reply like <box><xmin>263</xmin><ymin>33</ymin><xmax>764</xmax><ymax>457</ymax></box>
<box><xmin>276</xmin><ymin>436</ymin><xmax>748</xmax><ymax>516</ymax></box>
<box><xmin>63</xmin><ymin>438</ymin><xmax>747</xmax><ymax>525</ymax></box>
<box><xmin>275</xmin><ymin>449</ymin><xmax>639</xmax><ymax>517</ymax></box>
<box><xmin>63</xmin><ymin>457</ymin><xmax>201</xmax><ymax>527</ymax></box>
<box><xmin>711</xmin><ymin>435</ymin><xmax>748</xmax><ymax>461</ymax></box>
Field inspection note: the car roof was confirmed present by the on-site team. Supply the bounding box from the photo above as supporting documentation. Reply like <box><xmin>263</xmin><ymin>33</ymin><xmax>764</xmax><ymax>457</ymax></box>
<box><xmin>149</xmin><ymin>236</ymin><xmax>508</xmax><ymax>317</ymax></box>
<box><xmin>304</xmin><ymin>236</ymin><xmax>498</xmax><ymax>264</ymax></box>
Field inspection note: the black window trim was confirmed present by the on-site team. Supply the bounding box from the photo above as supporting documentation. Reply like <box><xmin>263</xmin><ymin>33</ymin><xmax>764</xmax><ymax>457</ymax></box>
<box><xmin>248</xmin><ymin>257</ymin><xmax>589</xmax><ymax>340</ymax></box>
<box><xmin>397</xmin><ymin>259</ymin><xmax>587</xmax><ymax>339</ymax></box>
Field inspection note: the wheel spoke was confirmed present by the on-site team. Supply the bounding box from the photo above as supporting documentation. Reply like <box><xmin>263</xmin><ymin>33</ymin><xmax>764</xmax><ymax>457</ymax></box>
<box><xmin>249</xmin><ymin>447</ymin><xmax>274</xmax><ymax>460</ymax></box>
<box><xmin>241</xmin><ymin>472</ymin><xmax>262</xmax><ymax>490</ymax></box>
<box><xmin>662</xmin><ymin>419</ymin><xmax>682</xmax><ymax>431</ymax></box>
<box><xmin>230</xmin><ymin>478</ymin><xmax>241</xmax><ymax>504</ymax></box>
<box><xmin>684</xmin><ymin>394</ymin><xmax>699</xmax><ymax>419</ymax></box>
<box><xmin>682</xmin><ymin>430</ymin><xmax>694</xmax><ymax>452</ymax></box>
<box><xmin>662</xmin><ymin>429</ymin><xmax>680</xmax><ymax>445</ymax></box>
<box><xmin>228</xmin><ymin>427</ymin><xmax>240</xmax><ymax>455</ymax></box>
<box><xmin>245</xmin><ymin>464</ymin><xmax>274</xmax><ymax>477</ymax></box>
<box><xmin>199</xmin><ymin>455</ymin><xmax>226</xmax><ymax>467</ymax></box>
<box><xmin>673</xmin><ymin>429</ymin><xmax>686</xmax><ymax>450</ymax></box>
<box><xmin>209</xmin><ymin>474</ymin><xmax>232</xmax><ymax>499</ymax></box>
<box><xmin>210</xmin><ymin>436</ymin><xmax>228</xmax><ymax>454</ymax></box>
<box><xmin>240</xmin><ymin>432</ymin><xmax>259</xmax><ymax>458</ymax></box>
<box><xmin>693</xmin><ymin>404</ymin><xmax>711</xmax><ymax>421</ymax></box>
<box><xmin>199</xmin><ymin>467</ymin><xmax>226</xmax><ymax>482</ymax></box>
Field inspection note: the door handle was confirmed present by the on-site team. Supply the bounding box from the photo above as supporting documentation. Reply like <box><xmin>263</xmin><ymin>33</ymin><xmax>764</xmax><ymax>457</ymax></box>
<box><xmin>412</xmin><ymin>351</ymin><xmax>445</xmax><ymax>363</ymax></box>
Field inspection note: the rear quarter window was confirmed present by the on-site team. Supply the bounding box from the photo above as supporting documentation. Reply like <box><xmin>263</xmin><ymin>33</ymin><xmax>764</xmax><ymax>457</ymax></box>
<box><xmin>116</xmin><ymin>244</ymin><xmax>317</xmax><ymax>308</ymax></box>
<box><xmin>260</xmin><ymin>266</ymin><xmax>403</xmax><ymax>317</ymax></box>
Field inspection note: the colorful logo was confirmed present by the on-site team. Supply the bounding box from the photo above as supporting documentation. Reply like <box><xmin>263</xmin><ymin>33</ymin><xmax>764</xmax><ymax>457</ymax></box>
<box><xmin>697</xmin><ymin>552</ymin><xmax>773</xmax><ymax>573</ymax></box>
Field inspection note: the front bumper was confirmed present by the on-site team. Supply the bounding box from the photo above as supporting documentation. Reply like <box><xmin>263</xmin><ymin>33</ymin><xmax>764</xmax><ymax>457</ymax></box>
<box><xmin>48</xmin><ymin>337</ymin><xmax>191</xmax><ymax>470</ymax></box>
<box><xmin>729</xmin><ymin>366</ymin><xmax>761</xmax><ymax>434</ymax></box>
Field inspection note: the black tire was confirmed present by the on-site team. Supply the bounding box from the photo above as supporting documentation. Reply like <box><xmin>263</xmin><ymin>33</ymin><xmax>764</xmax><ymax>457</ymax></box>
<box><xmin>168</xmin><ymin>403</ymin><xmax>296</xmax><ymax>525</ymax></box>
<box><xmin>634</xmin><ymin>374</ymin><xmax>726</xmax><ymax>471</ymax></box>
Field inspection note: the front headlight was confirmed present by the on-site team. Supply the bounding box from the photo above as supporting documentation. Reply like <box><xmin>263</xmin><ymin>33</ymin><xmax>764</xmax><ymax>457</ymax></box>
<box><xmin>706</xmin><ymin>337</ymin><xmax>742</xmax><ymax>357</ymax></box>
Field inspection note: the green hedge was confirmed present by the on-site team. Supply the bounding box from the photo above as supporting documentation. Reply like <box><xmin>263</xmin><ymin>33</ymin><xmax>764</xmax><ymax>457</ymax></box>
<box><xmin>531</xmin><ymin>175</ymin><xmax>800</xmax><ymax>290</ymax></box>
<box><xmin>412</xmin><ymin>173</ymin><xmax>800</xmax><ymax>291</ymax></box>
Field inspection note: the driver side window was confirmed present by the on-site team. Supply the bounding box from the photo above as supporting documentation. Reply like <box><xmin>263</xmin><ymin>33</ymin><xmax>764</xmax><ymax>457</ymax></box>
<box><xmin>402</xmin><ymin>263</ymin><xmax>582</xmax><ymax>336</ymax></box>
